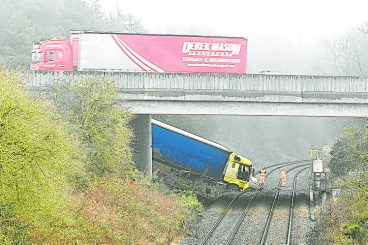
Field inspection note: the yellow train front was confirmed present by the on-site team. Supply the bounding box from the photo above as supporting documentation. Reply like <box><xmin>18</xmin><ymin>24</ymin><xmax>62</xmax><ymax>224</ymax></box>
<box><xmin>222</xmin><ymin>152</ymin><xmax>255</xmax><ymax>191</ymax></box>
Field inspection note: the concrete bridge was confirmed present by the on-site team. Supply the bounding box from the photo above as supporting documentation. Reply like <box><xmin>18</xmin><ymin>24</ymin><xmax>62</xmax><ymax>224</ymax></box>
<box><xmin>32</xmin><ymin>71</ymin><xmax>368</xmax><ymax>117</ymax></box>
<box><xmin>31</xmin><ymin>71</ymin><xmax>368</xmax><ymax>176</ymax></box>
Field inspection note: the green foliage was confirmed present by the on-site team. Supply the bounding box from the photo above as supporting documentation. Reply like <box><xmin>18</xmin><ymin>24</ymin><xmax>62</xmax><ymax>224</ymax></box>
<box><xmin>78</xmin><ymin>176</ymin><xmax>190</xmax><ymax>244</ymax></box>
<box><xmin>0</xmin><ymin>70</ymin><xmax>194</xmax><ymax>243</ymax></box>
<box><xmin>176</xmin><ymin>191</ymin><xmax>204</xmax><ymax>215</ymax></box>
<box><xmin>342</xmin><ymin>223</ymin><xmax>366</xmax><ymax>241</ymax></box>
<box><xmin>50</xmin><ymin>77</ymin><xmax>135</xmax><ymax>178</ymax></box>
<box><xmin>321</xmin><ymin>123</ymin><xmax>368</xmax><ymax>244</ymax></box>
<box><xmin>0</xmin><ymin>10</ymin><xmax>38</xmax><ymax>67</ymax></box>
<box><xmin>329</xmin><ymin>126</ymin><xmax>368</xmax><ymax>178</ymax></box>
<box><xmin>0</xmin><ymin>0</ymin><xmax>145</xmax><ymax>68</ymax></box>
<box><xmin>0</xmin><ymin>204</ymin><xmax>29</xmax><ymax>244</ymax></box>
<box><xmin>0</xmin><ymin>69</ymin><xmax>85</xmax><ymax>242</ymax></box>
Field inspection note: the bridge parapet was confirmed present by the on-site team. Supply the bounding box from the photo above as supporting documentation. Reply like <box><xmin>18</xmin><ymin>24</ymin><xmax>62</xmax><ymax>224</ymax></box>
<box><xmin>30</xmin><ymin>72</ymin><xmax>368</xmax><ymax>116</ymax></box>
<box><xmin>31</xmin><ymin>71</ymin><xmax>367</xmax><ymax>92</ymax></box>
<box><xmin>31</xmin><ymin>71</ymin><xmax>368</xmax><ymax>102</ymax></box>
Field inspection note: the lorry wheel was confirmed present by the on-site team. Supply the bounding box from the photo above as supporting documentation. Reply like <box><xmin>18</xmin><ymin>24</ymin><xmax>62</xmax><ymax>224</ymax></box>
<box><xmin>227</xmin><ymin>184</ymin><xmax>240</xmax><ymax>191</ymax></box>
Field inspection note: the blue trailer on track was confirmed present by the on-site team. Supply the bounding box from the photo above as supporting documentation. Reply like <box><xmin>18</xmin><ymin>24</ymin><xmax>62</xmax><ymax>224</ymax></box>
<box><xmin>152</xmin><ymin>119</ymin><xmax>255</xmax><ymax>191</ymax></box>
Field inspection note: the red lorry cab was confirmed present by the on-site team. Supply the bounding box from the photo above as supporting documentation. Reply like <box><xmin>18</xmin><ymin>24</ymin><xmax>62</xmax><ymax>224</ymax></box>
<box><xmin>31</xmin><ymin>38</ymin><xmax>75</xmax><ymax>71</ymax></box>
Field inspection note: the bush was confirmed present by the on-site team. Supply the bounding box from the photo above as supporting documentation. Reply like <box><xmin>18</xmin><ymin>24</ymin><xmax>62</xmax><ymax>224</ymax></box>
<box><xmin>50</xmin><ymin>77</ymin><xmax>135</xmax><ymax>178</ymax></box>
<box><xmin>321</xmin><ymin>173</ymin><xmax>368</xmax><ymax>244</ymax></box>
<box><xmin>176</xmin><ymin>191</ymin><xmax>204</xmax><ymax>215</ymax></box>
<box><xmin>0</xmin><ymin>70</ymin><xmax>195</xmax><ymax>243</ymax></box>
<box><xmin>77</xmin><ymin>176</ymin><xmax>190</xmax><ymax>244</ymax></box>
<box><xmin>0</xmin><ymin>69</ymin><xmax>85</xmax><ymax>242</ymax></box>
<box><xmin>0</xmin><ymin>204</ymin><xmax>29</xmax><ymax>244</ymax></box>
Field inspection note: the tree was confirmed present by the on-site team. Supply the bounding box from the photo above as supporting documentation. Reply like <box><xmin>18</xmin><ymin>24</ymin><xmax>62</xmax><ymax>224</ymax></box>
<box><xmin>329</xmin><ymin>126</ymin><xmax>368</xmax><ymax>178</ymax></box>
<box><xmin>327</xmin><ymin>24</ymin><xmax>368</xmax><ymax>76</ymax></box>
<box><xmin>50</xmin><ymin>77</ymin><xmax>135</xmax><ymax>177</ymax></box>
<box><xmin>0</xmin><ymin>69</ymin><xmax>84</xmax><ymax>243</ymax></box>
<box><xmin>106</xmin><ymin>11</ymin><xmax>145</xmax><ymax>33</ymax></box>
<box><xmin>0</xmin><ymin>0</ymin><xmax>145</xmax><ymax>67</ymax></box>
<box><xmin>0</xmin><ymin>12</ymin><xmax>38</xmax><ymax>67</ymax></box>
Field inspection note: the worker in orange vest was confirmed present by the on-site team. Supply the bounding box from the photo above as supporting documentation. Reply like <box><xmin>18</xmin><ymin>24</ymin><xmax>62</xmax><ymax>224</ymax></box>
<box><xmin>258</xmin><ymin>166</ymin><xmax>267</xmax><ymax>187</ymax></box>
<box><xmin>280</xmin><ymin>168</ymin><xmax>287</xmax><ymax>187</ymax></box>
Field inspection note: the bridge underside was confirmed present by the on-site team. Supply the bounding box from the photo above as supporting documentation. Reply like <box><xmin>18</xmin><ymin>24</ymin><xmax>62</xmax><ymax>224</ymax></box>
<box><xmin>30</xmin><ymin>72</ymin><xmax>368</xmax><ymax>177</ymax></box>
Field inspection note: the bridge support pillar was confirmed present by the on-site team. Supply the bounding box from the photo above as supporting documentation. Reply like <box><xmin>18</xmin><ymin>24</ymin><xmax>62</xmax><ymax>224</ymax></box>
<box><xmin>132</xmin><ymin>114</ymin><xmax>152</xmax><ymax>177</ymax></box>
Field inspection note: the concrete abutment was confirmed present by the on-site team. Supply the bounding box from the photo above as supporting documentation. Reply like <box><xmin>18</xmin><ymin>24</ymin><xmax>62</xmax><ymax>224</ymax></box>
<box><xmin>131</xmin><ymin>114</ymin><xmax>152</xmax><ymax>177</ymax></box>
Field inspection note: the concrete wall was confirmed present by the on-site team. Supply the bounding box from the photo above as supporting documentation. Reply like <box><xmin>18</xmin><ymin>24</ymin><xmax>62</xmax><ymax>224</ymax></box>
<box><xmin>131</xmin><ymin>114</ymin><xmax>152</xmax><ymax>177</ymax></box>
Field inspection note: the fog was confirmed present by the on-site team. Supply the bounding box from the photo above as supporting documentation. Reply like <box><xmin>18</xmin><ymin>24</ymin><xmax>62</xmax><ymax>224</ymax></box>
<box><xmin>101</xmin><ymin>0</ymin><xmax>368</xmax><ymax>75</ymax></box>
<box><xmin>1</xmin><ymin>0</ymin><xmax>366</xmax><ymax>168</ymax></box>
<box><xmin>142</xmin><ymin>1</ymin><xmax>368</xmax><ymax>167</ymax></box>
<box><xmin>157</xmin><ymin>115</ymin><xmax>363</xmax><ymax>168</ymax></box>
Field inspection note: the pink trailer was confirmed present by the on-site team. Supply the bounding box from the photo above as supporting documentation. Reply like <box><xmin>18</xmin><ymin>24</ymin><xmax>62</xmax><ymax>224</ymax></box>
<box><xmin>31</xmin><ymin>31</ymin><xmax>247</xmax><ymax>74</ymax></box>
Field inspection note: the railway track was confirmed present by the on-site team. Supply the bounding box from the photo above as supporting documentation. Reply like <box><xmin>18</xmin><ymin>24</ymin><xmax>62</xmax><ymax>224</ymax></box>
<box><xmin>199</xmin><ymin>192</ymin><xmax>244</xmax><ymax>245</ymax></box>
<box><xmin>286</xmin><ymin>166</ymin><xmax>310</xmax><ymax>245</ymax></box>
<box><xmin>198</xmin><ymin>160</ymin><xmax>310</xmax><ymax>245</ymax></box>
<box><xmin>259</xmin><ymin>164</ymin><xmax>310</xmax><ymax>245</ymax></box>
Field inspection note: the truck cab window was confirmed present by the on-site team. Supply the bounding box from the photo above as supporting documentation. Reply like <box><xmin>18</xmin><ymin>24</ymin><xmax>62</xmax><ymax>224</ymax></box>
<box><xmin>32</xmin><ymin>52</ymin><xmax>43</xmax><ymax>62</ymax></box>
<box><xmin>32</xmin><ymin>53</ymin><xmax>36</xmax><ymax>62</ymax></box>
<box><xmin>238</xmin><ymin>165</ymin><xmax>249</xmax><ymax>181</ymax></box>
<box><xmin>47</xmin><ymin>52</ymin><xmax>55</xmax><ymax>61</ymax></box>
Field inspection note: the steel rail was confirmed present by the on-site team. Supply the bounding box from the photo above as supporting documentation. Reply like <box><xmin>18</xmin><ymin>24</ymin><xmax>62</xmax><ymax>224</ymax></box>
<box><xmin>258</xmin><ymin>160</ymin><xmax>310</xmax><ymax>185</ymax></box>
<box><xmin>254</xmin><ymin>159</ymin><xmax>312</xmax><ymax>176</ymax></box>
<box><xmin>199</xmin><ymin>193</ymin><xmax>244</xmax><ymax>245</ymax></box>
<box><xmin>225</xmin><ymin>162</ymin><xmax>311</xmax><ymax>245</ymax></box>
<box><xmin>199</xmin><ymin>163</ymin><xmax>289</xmax><ymax>245</ymax></box>
<box><xmin>286</xmin><ymin>166</ymin><xmax>310</xmax><ymax>245</ymax></box>
<box><xmin>259</xmin><ymin>163</ymin><xmax>310</xmax><ymax>245</ymax></box>
<box><xmin>224</xmin><ymin>191</ymin><xmax>260</xmax><ymax>245</ymax></box>
<box><xmin>266</xmin><ymin>159</ymin><xmax>311</xmax><ymax>168</ymax></box>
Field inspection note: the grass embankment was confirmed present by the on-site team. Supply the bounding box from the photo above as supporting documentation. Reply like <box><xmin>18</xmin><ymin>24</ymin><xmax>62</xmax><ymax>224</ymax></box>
<box><xmin>0</xmin><ymin>69</ymin><xmax>201</xmax><ymax>244</ymax></box>
<box><xmin>320</xmin><ymin>127</ymin><xmax>368</xmax><ymax>244</ymax></box>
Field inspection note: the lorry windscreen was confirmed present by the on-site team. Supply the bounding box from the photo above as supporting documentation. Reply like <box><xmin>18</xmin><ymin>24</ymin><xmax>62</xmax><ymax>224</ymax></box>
<box><xmin>32</xmin><ymin>52</ymin><xmax>43</xmax><ymax>62</ymax></box>
<box><xmin>238</xmin><ymin>165</ymin><xmax>250</xmax><ymax>181</ymax></box>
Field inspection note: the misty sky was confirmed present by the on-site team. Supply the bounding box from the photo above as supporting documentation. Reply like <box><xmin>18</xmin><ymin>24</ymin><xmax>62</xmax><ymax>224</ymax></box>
<box><xmin>100</xmin><ymin>0</ymin><xmax>365</xmax><ymax>163</ymax></box>
<box><xmin>101</xmin><ymin>0</ymin><xmax>368</xmax><ymax>74</ymax></box>
<box><xmin>102</xmin><ymin>0</ymin><xmax>367</xmax><ymax>39</ymax></box>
